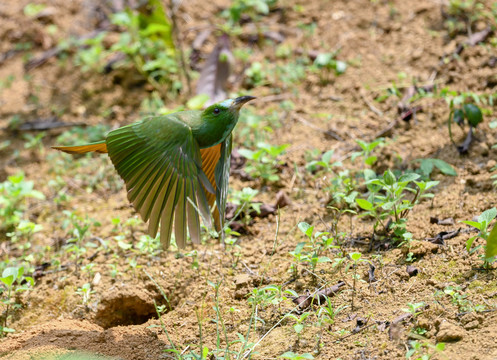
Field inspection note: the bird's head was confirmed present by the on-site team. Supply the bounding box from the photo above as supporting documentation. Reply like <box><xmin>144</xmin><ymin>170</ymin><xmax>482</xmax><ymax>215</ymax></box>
<box><xmin>201</xmin><ymin>96</ymin><xmax>256</xmax><ymax>121</ymax></box>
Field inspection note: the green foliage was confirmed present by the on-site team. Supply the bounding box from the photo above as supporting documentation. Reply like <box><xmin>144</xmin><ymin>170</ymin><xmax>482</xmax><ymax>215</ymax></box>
<box><xmin>402</xmin><ymin>302</ymin><xmax>425</xmax><ymax>318</ymax></box>
<box><xmin>7</xmin><ymin>220</ymin><xmax>43</xmax><ymax>258</ymax></box>
<box><xmin>462</xmin><ymin>207</ymin><xmax>497</xmax><ymax>266</ymax></box>
<box><xmin>69</xmin><ymin>0</ymin><xmax>180</xmax><ymax>97</ymax></box>
<box><xmin>285</xmin><ymin>312</ymin><xmax>311</xmax><ymax>336</ymax></box>
<box><xmin>448</xmin><ymin>101</ymin><xmax>484</xmax><ymax>145</ymax></box>
<box><xmin>435</xmin><ymin>285</ymin><xmax>484</xmax><ymax>313</ymax></box>
<box><xmin>1</xmin><ymin>266</ymin><xmax>34</xmax><ymax>336</ymax></box>
<box><xmin>0</xmin><ymin>173</ymin><xmax>45</xmax><ymax>232</ymax></box>
<box><xmin>244</xmin><ymin>61</ymin><xmax>268</xmax><ymax>87</ymax></box>
<box><xmin>224</xmin><ymin>0</ymin><xmax>278</xmax><ymax>24</ymax></box>
<box><xmin>306</xmin><ymin>149</ymin><xmax>340</xmax><ymax>173</ymax></box>
<box><xmin>406</xmin><ymin>340</ymin><xmax>445</xmax><ymax>360</ymax></box>
<box><xmin>317</xmin><ymin>297</ymin><xmax>347</xmax><ymax>327</ymax></box>
<box><xmin>56</xmin><ymin>125</ymin><xmax>110</xmax><ymax>146</ymax></box>
<box><xmin>23</xmin><ymin>3</ymin><xmax>46</xmax><ymax>17</ymax></box>
<box><xmin>485</xmin><ymin>223</ymin><xmax>497</xmax><ymax>259</ymax></box>
<box><xmin>351</xmin><ymin>138</ymin><xmax>385</xmax><ymax>167</ymax></box>
<box><xmin>61</xmin><ymin>211</ymin><xmax>101</xmax><ymax>270</ymax></box>
<box><xmin>311</xmin><ymin>52</ymin><xmax>347</xmax><ymax>84</ymax></box>
<box><xmin>239</xmin><ymin>142</ymin><xmax>289</xmax><ymax>182</ymax></box>
<box><xmin>288</xmin><ymin>221</ymin><xmax>346</xmax><ymax>280</ymax></box>
<box><xmin>356</xmin><ymin>170</ymin><xmax>438</xmax><ymax>244</ymax></box>
<box><xmin>248</xmin><ymin>284</ymin><xmax>296</xmax><ymax>309</ymax></box>
<box><xmin>229</xmin><ymin>187</ymin><xmax>261</xmax><ymax>227</ymax></box>
<box><xmin>279</xmin><ymin>351</ymin><xmax>314</xmax><ymax>360</ymax></box>
<box><xmin>76</xmin><ymin>283</ymin><xmax>94</xmax><ymax>306</ymax></box>
<box><xmin>444</xmin><ymin>0</ymin><xmax>496</xmax><ymax>37</ymax></box>
<box><xmin>415</xmin><ymin>158</ymin><xmax>457</xmax><ymax>178</ymax></box>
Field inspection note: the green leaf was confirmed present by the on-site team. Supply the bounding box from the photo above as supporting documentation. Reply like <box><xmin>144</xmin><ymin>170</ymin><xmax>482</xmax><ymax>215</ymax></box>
<box><xmin>279</xmin><ymin>352</ymin><xmax>315</xmax><ymax>360</ymax></box>
<box><xmin>0</xmin><ymin>275</ymin><xmax>14</xmax><ymax>288</ymax></box>
<box><xmin>383</xmin><ymin>170</ymin><xmax>396</xmax><ymax>185</ymax></box>
<box><xmin>350</xmin><ymin>252</ymin><xmax>362</xmax><ymax>262</ymax></box>
<box><xmin>466</xmin><ymin>235</ymin><xmax>477</xmax><ymax>252</ymax></box>
<box><xmin>478</xmin><ymin>208</ymin><xmax>497</xmax><ymax>224</ymax></box>
<box><xmin>463</xmin><ymin>104</ymin><xmax>483</xmax><ymax>127</ymax></box>
<box><xmin>453</xmin><ymin>108</ymin><xmax>465</xmax><ymax>125</ymax></box>
<box><xmin>432</xmin><ymin>159</ymin><xmax>457</xmax><ymax>176</ymax></box>
<box><xmin>419</xmin><ymin>159</ymin><xmax>434</xmax><ymax>177</ymax></box>
<box><xmin>294</xmin><ymin>323</ymin><xmax>304</xmax><ymax>333</ymax></box>
<box><xmin>335</xmin><ymin>60</ymin><xmax>347</xmax><ymax>75</ymax></box>
<box><xmin>2</xmin><ymin>267</ymin><xmax>19</xmax><ymax>284</ymax></box>
<box><xmin>485</xmin><ymin>223</ymin><xmax>497</xmax><ymax>259</ymax></box>
<box><xmin>238</xmin><ymin>148</ymin><xmax>256</xmax><ymax>160</ymax></box>
<box><xmin>321</xmin><ymin>149</ymin><xmax>334</xmax><ymax>164</ymax></box>
<box><xmin>398</xmin><ymin>173</ymin><xmax>420</xmax><ymax>183</ymax></box>
<box><xmin>364</xmin><ymin>155</ymin><xmax>377</xmax><ymax>166</ymax></box>
<box><xmin>298</xmin><ymin>222</ymin><xmax>313</xmax><ymax>238</ymax></box>
<box><xmin>317</xmin><ymin>256</ymin><xmax>332</xmax><ymax>263</ymax></box>
<box><xmin>356</xmin><ymin>199</ymin><xmax>373</xmax><ymax>210</ymax></box>
<box><xmin>461</xmin><ymin>220</ymin><xmax>482</xmax><ymax>230</ymax></box>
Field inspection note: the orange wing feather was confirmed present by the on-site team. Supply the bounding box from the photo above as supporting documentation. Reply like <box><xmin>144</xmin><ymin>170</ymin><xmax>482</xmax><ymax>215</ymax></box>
<box><xmin>200</xmin><ymin>144</ymin><xmax>222</xmax><ymax>230</ymax></box>
<box><xmin>52</xmin><ymin>143</ymin><xmax>108</xmax><ymax>154</ymax></box>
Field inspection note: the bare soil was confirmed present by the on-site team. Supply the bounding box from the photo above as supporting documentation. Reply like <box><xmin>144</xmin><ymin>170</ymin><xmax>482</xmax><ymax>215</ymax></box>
<box><xmin>1</xmin><ymin>0</ymin><xmax>497</xmax><ymax>359</ymax></box>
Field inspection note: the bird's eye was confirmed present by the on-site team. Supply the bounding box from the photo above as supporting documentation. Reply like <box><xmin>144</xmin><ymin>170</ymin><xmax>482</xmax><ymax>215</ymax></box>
<box><xmin>213</xmin><ymin>108</ymin><xmax>220</xmax><ymax>115</ymax></box>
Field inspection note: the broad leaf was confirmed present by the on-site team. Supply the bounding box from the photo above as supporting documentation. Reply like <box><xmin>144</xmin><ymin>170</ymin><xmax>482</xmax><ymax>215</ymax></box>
<box><xmin>356</xmin><ymin>199</ymin><xmax>373</xmax><ymax>210</ymax></box>
<box><xmin>478</xmin><ymin>208</ymin><xmax>497</xmax><ymax>224</ymax></box>
<box><xmin>485</xmin><ymin>223</ymin><xmax>497</xmax><ymax>259</ymax></box>
<box><xmin>432</xmin><ymin>159</ymin><xmax>457</xmax><ymax>176</ymax></box>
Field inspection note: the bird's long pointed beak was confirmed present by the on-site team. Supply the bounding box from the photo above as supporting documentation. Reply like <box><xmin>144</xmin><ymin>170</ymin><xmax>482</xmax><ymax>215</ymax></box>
<box><xmin>232</xmin><ymin>96</ymin><xmax>256</xmax><ymax>110</ymax></box>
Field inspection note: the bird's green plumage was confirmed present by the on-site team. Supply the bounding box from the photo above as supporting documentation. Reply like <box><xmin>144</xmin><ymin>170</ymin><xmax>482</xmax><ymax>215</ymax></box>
<box><xmin>53</xmin><ymin>96</ymin><xmax>255</xmax><ymax>249</ymax></box>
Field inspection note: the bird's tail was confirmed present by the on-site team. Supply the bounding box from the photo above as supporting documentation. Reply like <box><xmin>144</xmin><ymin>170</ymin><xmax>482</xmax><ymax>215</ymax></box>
<box><xmin>52</xmin><ymin>141</ymin><xmax>108</xmax><ymax>154</ymax></box>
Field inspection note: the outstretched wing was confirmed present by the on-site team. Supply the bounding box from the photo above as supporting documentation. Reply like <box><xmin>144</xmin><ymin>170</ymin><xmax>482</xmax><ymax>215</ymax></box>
<box><xmin>106</xmin><ymin>115</ymin><xmax>211</xmax><ymax>249</ymax></box>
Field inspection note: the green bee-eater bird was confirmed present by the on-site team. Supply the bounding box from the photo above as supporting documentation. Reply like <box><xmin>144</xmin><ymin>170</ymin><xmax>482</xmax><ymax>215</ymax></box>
<box><xmin>53</xmin><ymin>96</ymin><xmax>255</xmax><ymax>249</ymax></box>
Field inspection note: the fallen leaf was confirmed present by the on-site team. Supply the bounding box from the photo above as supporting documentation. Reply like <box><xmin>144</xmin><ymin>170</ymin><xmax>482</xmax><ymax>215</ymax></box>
<box><xmin>196</xmin><ymin>34</ymin><xmax>233</xmax><ymax>106</ymax></box>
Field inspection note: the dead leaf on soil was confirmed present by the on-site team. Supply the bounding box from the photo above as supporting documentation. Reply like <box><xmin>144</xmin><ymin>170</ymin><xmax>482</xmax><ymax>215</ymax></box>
<box><xmin>196</xmin><ymin>34</ymin><xmax>233</xmax><ymax>106</ymax></box>
<box><xmin>292</xmin><ymin>281</ymin><xmax>346</xmax><ymax>310</ymax></box>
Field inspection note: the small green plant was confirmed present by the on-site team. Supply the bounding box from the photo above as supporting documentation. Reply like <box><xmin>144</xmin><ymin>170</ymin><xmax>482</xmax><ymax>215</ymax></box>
<box><xmin>305</xmin><ymin>149</ymin><xmax>341</xmax><ymax>173</ymax></box>
<box><xmin>285</xmin><ymin>312</ymin><xmax>311</xmax><ymax>345</ymax></box>
<box><xmin>1</xmin><ymin>266</ymin><xmax>34</xmax><ymax>336</ymax></box>
<box><xmin>207</xmin><ymin>280</ymin><xmax>232</xmax><ymax>359</ymax></box>
<box><xmin>23</xmin><ymin>131</ymin><xmax>46</xmax><ymax>152</ymax></box>
<box><xmin>462</xmin><ymin>207</ymin><xmax>497</xmax><ymax>267</ymax></box>
<box><xmin>312</xmin><ymin>52</ymin><xmax>347</xmax><ymax>84</ymax></box>
<box><xmin>315</xmin><ymin>297</ymin><xmax>347</xmax><ymax>352</ymax></box>
<box><xmin>402</xmin><ymin>302</ymin><xmax>425</xmax><ymax>319</ymax></box>
<box><xmin>76</xmin><ymin>283</ymin><xmax>95</xmax><ymax>306</ymax></box>
<box><xmin>224</xmin><ymin>0</ymin><xmax>278</xmax><ymax>25</ymax></box>
<box><xmin>448</xmin><ymin>102</ymin><xmax>483</xmax><ymax>153</ymax></box>
<box><xmin>348</xmin><ymin>252</ymin><xmax>369</xmax><ymax>311</ymax></box>
<box><xmin>229</xmin><ymin>187</ymin><xmax>261</xmax><ymax>226</ymax></box>
<box><xmin>279</xmin><ymin>351</ymin><xmax>315</xmax><ymax>360</ymax></box>
<box><xmin>356</xmin><ymin>170</ymin><xmax>438</xmax><ymax>245</ymax></box>
<box><xmin>435</xmin><ymin>286</ymin><xmax>484</xmax><ymax>313</ymax></box>
<box><xmin>239</xmin><ymin>142</ymin><xmax>289</xmax><ymax>182</ymax></box>
<box><xmin>351</xmin><ymin>138</ymin><xmax>385</xmax><ymax>167</ymax></box>
<box><xmin>406</xmin><ymin>340</ymin><xmax>446</xmax><ymax>360</ymax></box>
<box><xmin>62</xmin><ymin>211</ymin><xmax>99</xmax><ymax>272</ymax></box>
<box><xmin>291</xmin><ymin>222</ymin><xmax>334</xmax><ymax>280</ymax></box>
<box><xmin>67</xmin><ymin>0</ymin><xmax>182</xmax><ymax>98</ymax></box>
<box><xmin>244</xmin><ymin>61</ymin><xmax>268</xmax><ymax>88</ymax></box>
<box><xmin>7</xmin><ymin>220</ymin><xmax>43</xmax><ymax>256</ymax></box>
<box><xmin>0</xmin><ymin>173</ymin><xmax>45</xmax><ymax>232</ymax></box>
